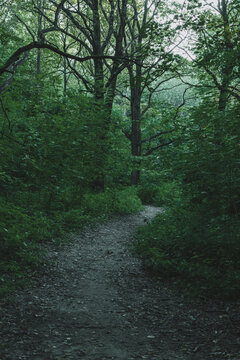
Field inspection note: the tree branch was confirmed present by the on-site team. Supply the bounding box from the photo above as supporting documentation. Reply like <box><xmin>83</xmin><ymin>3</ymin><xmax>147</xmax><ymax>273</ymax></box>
<box><xmin>66</xmin><ymin>59</ymin><xmax>92</xmax><ymax>92</ymax></box>
<box><xmin>15</xmin><ymin>15</ymin><xmax>36</xmax><ymax>41</ymax></box>
<box><xmin>141</xmin><ymin>76</ymin><xmax>176</xmax><ymax>117</ymax></box>
<box><xmin>122</xmin><ymin>128</ymin><xmax>131</xmax><ymax>140</ymax></box>
<box><xmin>141</xmin><ymin>129</ymin><xmax>175</xmax><ymax>144</ymax></box>
<box><xmin>0</xmin><ymin>99</ymin><xmax>12</xmax><ymax>133</ymax></box>
<box><xmin>0</xmin><ymin>52</ymin><xmax>29</xmax><ymax>93</ymax></box>
<box><xmin>0</xmin><ymin>41</ymin><xmax>138</xmax><ymax>77</ymax></box>
<box><xmin>143</xmin><ymin>140</ymin><xmax>174</xmax><ymax>156</ymax></box>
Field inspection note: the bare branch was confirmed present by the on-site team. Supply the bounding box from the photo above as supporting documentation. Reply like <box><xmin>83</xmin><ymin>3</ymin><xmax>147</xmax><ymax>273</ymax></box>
<box><xmin>122</xmin><ymin>128</ymin><xmax>131</xmax><ymax>140</ymax></box>
<box><xmin>141</xmin><ymin>129</ymin><xmax>175</xmax><ymax>144</ymax></box>
<box><xmin>144</xmin><ymin>140</ymin><xmax>174</xmax><ymax>156</ymax></box>
<box><xmin>15</xmin><ymin>15</ymin><xmax>36</xmax><ymax>41</ymax></box>
<box><xmin>0</xmin><ymin>52</ymin><xmax>29</xmax><ymax>94</ymax></box>
<box><xmin>0</xmin><ymin>99</ymin><xmax>12</xmax><ymax>133</ymax></box>
<box><xmin>66</xmin><ymin>59</ymin><xmax>92</xmax><ymax>92</ymax></box>
<box><xmin>141</xmin><ymin>76</ymin><xmax>176</xmax><ymax>117</ymax></box>
<box><xmin>115</xmin><ymin>88</ymin><xmax>131</xmax><ymax>101</ymax></box>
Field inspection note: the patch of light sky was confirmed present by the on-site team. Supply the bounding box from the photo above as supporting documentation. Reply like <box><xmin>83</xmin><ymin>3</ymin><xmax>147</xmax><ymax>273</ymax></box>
<box><xmin>174</xmin><ymin>0</ymin><xmax>219</xmax><ymax>9</ymax></box>
<box><xmin>167</xmin><ymin>0</ymin><xmax>221</xmax><ymax>59</ymax></box>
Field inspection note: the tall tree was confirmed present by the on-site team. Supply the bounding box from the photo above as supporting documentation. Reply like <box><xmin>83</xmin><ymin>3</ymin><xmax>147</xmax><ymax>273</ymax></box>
<box><xmin>120</xmin><ymin>0</ymin><xmax>179</xmax><ymax>184</ymax></box>
<box><xmin>177</xmin><ymin>0</ymin><xmax>240</xmax><ymax>109</ymax></box>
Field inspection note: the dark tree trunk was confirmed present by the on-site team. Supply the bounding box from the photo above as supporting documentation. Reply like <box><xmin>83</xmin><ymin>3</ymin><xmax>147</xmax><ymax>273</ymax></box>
<box><xmin>92</xmin><ymin>0</ymin><xmax>104</xmax><ymax>102</ymax></box>
<box><xmin>125</xmin><ymin>0</ymin><xmax>151</xmax><ymax>185</ymax></box>
<box><xmin>63</xmin><ymin>20</ymin><xmax>69</xmax><ymax>96</ymax></box>
<box><xmin>63</xmin><ymin>58</ymin><xmax>67</xmax><ymax>95</ymax></box>
<box><xmin>105</xmin><ymin>0</ymin><xmax>127</xmax><ymax>117</ymax></box>
<box><xmin>129</xmin><ymin>62</ymin><xmax>142</xmax><ymax>185</ymax></box>
<box><xmin>37</xmin><ymin>0</ymin><xmax>43</xmax><ymax>75</ymax></box>
<box><xmin>130</xmin><ymin>109</ymin><xmax>141</xmax><ymax>185</ymax></box>
<box><xmin>91</xmin><ymin>0</ymin><xmax>106</xmax><ymax>191</ymax></box>
<box><xmin>90</xmin><ymin>0</ymin><xmax>127</xmax><ymax>191</ymax></box>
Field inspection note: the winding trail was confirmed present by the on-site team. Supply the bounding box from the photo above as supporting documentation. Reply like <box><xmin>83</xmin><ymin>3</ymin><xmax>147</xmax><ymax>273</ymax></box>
<box><xmin>0</xmin><ymin>206</ymin><xmax>239</xmax><ymax>360</ymax></box>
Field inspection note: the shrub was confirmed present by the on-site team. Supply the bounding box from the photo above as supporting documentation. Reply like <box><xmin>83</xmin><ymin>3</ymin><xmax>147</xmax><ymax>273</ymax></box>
<box><xmin>137</xmin><ymin>181</ymin><xmax>181</xmax><ymax>207</ymax></box>
<box><xmin>135</xmin><ymin>205</ymin><xmax>240</xmax><ymax>298</ymax></box>
<box><xmin>61</xmin><ymin>209</ymin><xmax>93</xmax><ymax>230</ymax></box>
<box><xmin>113</xmin><ymin>187</ymin><xmax>143</xmax><ymax>214</ymax></box>
<box><xmin>82</xmin><ymin>191</ymin><xmax>114</xmax><ymax>217</ymax></box>
<box><xmin>0</xmin><ymin>202</ymin><xmax>52</xmax><ymax>296</ymax></box>
<box><xmin>82</xmin><ymin>187</ymin><xmax>142</xmax><ymax>217</ymax></box>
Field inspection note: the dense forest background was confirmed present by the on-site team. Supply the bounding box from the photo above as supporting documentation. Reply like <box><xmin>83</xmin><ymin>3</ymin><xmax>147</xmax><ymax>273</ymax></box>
<box><xmin>0</xmin><ymin>0</ymin><xmax>239</xmax><ymax>298</ymax></box>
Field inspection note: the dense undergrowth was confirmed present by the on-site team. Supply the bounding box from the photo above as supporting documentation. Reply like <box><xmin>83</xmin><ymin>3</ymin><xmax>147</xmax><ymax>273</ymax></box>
<box><xmin>135</xmin><ymin>207</ymin><xmax>240</xmax><ymax>298</ymax></box>
<box><xmin>135</xmin><ymin>102</ymin><xmax>240</xmax><ymax>299</ymax></box>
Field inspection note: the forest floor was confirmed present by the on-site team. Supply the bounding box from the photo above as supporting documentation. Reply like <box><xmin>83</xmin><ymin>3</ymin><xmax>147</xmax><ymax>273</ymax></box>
<box><xmin>0</xmin><ymin>206</ymin><xmax>240</xmax><ymax>360</ymax></box>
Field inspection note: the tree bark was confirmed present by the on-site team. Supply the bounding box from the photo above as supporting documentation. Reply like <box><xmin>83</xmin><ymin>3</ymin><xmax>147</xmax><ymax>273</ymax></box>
<box><xmin>90</xmin><ymin>0</ymin><xmax>106</xmax><ymax>191</ymax></box>
<box><xmin>218</xmin><ymin>0</ymin><xmax>233</xmax><ymax>112</ymax></box>
<box><xmin>63</xmin><ymin>20</ymin><xmax>69</xmax><ymax>95</ymax></box>
<box><xmin>37</xmin><ymin>0</ymin><xmax>44</xmax><ymax>75</ymax></box>
<box><xmin>129</xmin><ymin>61</ymin><xmax>142</xmax><ymax>185</ymax></box>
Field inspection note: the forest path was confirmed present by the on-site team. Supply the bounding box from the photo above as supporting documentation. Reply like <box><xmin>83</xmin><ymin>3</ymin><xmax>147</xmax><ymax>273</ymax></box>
<box><xmin>0</xmin><ymin>206</ymin><xmax>239</xmax><ymax>360</ymax></box>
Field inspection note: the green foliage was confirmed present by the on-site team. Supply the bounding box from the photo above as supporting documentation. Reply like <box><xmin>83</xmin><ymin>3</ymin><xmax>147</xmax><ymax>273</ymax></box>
<box><xmin>82</xmin><ymin>187</ymin><xmax>142</xmax><ymax>217</ymax></box>
<box><xmin>113</xmin><ymin>187</ymin><xmax>143</xmax><ymax>214</ymax></box>
<box><xmin>137</xmin><ymin>180</ymin><xmax>181</xmax><ymax>206</ymax></box>
<box><xmin>135</xmin><ymin>205</ymin><xmax>240</xmax><ymax>298</ymax></box>
<box><xmin>61</xmin><ymin>210</ymin><xmax>94</xmax><ymax>231</ymax></box>
<box><xmin>82</xmin><ymin>191</ymin><xmax>115</xmax><ymax>217</ymax></box>
<box><xmin>0</xmin><ymin>201</ymin><xmax>51</xmax><ymax>295</ymax></box>
<box><xmin>135</xmin><ymin>100</ymin><xmax>240</xmax><ymax>298</ymax></box>
<box><xmin>0</xmin><ymin>203</ymin><xmax>59</xmax><ymax>250</ymax></box>
<box><xmin>58</xmin><ymin>188</ymin><xmax>142</xmax><ymax>232</ymax></box>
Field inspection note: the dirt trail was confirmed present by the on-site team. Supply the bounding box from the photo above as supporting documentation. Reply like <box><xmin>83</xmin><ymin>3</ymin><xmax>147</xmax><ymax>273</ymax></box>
<box><xmin>0</xmin><ymin>206</ymin><xmax>239</xmax><ymax>360</ymax></box>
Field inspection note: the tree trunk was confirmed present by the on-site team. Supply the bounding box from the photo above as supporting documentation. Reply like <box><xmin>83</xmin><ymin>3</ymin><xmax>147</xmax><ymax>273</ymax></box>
<box><xmin>91</xmin><ymin>0</ymin><xmax>106</xmax><ymax>191</ymax></box>
<box><xmin>130</xmin><ymin>102</ymin><xmax>142</xmax><ymax>185</ymax></box>
<box><xmin>105</xmin><ymin>0</ymin><xmax>127</xmax><ymax>117</ymax></box>
<box><xmin>37</xmin><ymin>0</ymin><xmax>43</xmax><ymax>75</ymax></box>
<box><xmin>129</xmin><ymin>62</ymin><xmax>142</xmax><ymax>186</ymax></box>
<box><xmin>92</xmin><ymin>0</ymin><xmax>104</xmax><ymax>102</ymax></box>
<box><xmin>63</xmin><ymin>20</ymin><xmax>69</xmax><ymax>96</ymax></box>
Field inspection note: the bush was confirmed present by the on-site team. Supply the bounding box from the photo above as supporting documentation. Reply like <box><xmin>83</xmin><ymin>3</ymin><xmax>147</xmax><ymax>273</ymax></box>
<box><xmin>135</xmin><ymin>205</ymin><xmax>240</xmax><ymax>298</ymax></box>
<box><xmin>82</xmin><ymin>191</ymin><xmax>115</xmax><ymax>217</ymax></box>
<box><xmin>61</xmin><ymin>209</ymin><xmax>93</xmax><ymax>230</ymax></box>
<box><xmin>137</xmin><ymin>181</ymin><xmax>181</xmax><ymax>207</ymax></box>
<box><xmin>113</xmin><ymin>187</ymin><xmax>143</xmax><ymax>214</ymax></box>
<box><xmin>82</xmin><ymin>187</ymin><xmax>142</xmax><ymax>217</ymax></box>
<box><xmin>0</xmin><ymin>203</ymin><xmax>69</xmax><ymax>296</ymax></box>
<box><xmin>134</xmin><ymin>102</ymin><xmax>240</xmax><ymax>299</ymax></box>
<box><xmin>0</xmin><ymin>202</ymin><xmax>52</xmax><ymax>296</ymax></box>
